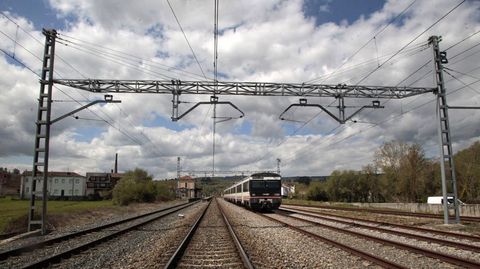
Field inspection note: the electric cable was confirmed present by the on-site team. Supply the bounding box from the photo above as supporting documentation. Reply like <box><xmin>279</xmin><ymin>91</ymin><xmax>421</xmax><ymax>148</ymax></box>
<box><xmin>305</xmin><ymin>0</ymin><xmax>418</xmax><ymax>84</ymax></box>
<box><xmin>353</xmin><ymin>0</ymin><xmax>466</xmax><ymax>86</ymax></box>
<box><xmin>57</xmin><ymin>32</ymin><xmax>209</xmax><ymax>80</ymax></box>
<box><xmin>166</xmin><ymin>0</ymin><xmax>208</xmax><ymax>80</ymax></box>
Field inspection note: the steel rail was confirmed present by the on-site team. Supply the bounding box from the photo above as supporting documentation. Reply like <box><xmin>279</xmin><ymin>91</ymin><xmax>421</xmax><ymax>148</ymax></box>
<box><xmin>217</xmin><ymin>199</ymin><xmax>255</xmax><ymax>269</ymax></box>
<box><xmin>163</xmin><ymin>199</ymin><xmax>212</xmax><ymax>269</ymax></box>
<box><xmin>278</xmin><ymin>208</ymin><xmax>480</xmax><ymax>253</ymax></box>
<box><xmin>281</xmin><ymin>205</ymin><xmax>480</xmax><ymax>242</ymax></box>
<box><xmin>16</xmin><ymin>201</ymin><xmax>200</xmax><ymax>269</ymax></box>
<box><xmin>283</xmin><ymin>203</ymin><xmax>480</xmax><ymax>222</ymax></box>
<box><xmin>0</xmin><ymin>201</ymin><xmax>195</xmax><ymax>260</ymax></box>
<box><xmin>274</xmin><ymin>211</ymin><xmax>480</xmax><ymax>268</ymax></box>
<box><xmin>258</xmin><ymin>213</ymin><xmax>407</xmax><ymax>269</ymax></box>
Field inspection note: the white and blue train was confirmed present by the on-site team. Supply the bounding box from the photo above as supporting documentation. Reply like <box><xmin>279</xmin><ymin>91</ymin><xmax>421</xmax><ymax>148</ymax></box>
<box><xmin>223</xmin><ymin>172</ymin><xmax>282</xmax><ymax>210</ymax></box>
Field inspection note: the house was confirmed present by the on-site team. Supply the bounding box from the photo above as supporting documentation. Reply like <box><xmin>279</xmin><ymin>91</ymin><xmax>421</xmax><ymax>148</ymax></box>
<box><xmin>281</xmin><ymin>183</ymin><xmax>296</xmax><ymax>198</ymax></box>
<box><xmin>177</xmin><ymin>176</ymin><xmax>202</xmax><ymax>199</ymax></box>
<box><xmin>0</xmin><ymin>168</ymin><xmax>21</xmax><ymax>196</ymax></box>
<box><xmin>85</xmin><ymin>172</ymin><xmax>124</xmax><ymax>198</ymax></box>
<box><xmin>20</xmin><ymin>171</ymin><xmax>86</xmax><ymax>199</ymax></box>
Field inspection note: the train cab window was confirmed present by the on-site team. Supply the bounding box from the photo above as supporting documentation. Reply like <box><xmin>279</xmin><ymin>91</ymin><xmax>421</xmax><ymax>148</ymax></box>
<box><xmin>265</xmin><ymin>180</ymin><xmax>281</xmax><ymax>190</ymax></box>
<box><xmin>243</xmin><ymin>182</ymin><xmax>249</xmax><ymax>192</ymax></box>
<box><xmin>250</xmin><ymin>180</ymin><xmax>264</xmax><ymax>190</ymax></box>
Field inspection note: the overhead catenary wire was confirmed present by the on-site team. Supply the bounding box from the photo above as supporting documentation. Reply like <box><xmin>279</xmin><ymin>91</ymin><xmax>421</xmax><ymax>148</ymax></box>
<box><xmin>1</xmin><ymin>9</ymin><xmax>223</xmax><ymax>170</ymax></box>
<box><xmin>305</xmin><ymin>0</ymin><xmax>419</xmax><ymax>84</ymax></box>
<box><xmin>56</xmin><ymin>38</ymin><xmax>176</xmax><ymax>80</ymax></box>
<box><xmin>0</xmin><ymin>11</ymin><xmax>88</xmax><ymax>78</ymax></box>
<box><xmin>353</xmin><ymin>0</ymin><xmax>466</xmax><ymax>86</ymax></box>
<box><xmin>166</xmin><ymin>0</ymin><xmax>208</xmax><ymax>80</ymax></box>
<box><xmin>281</xmin><ymin>35</ymin><xmax>480</xmax><ymax>166</ymax></box>
<box><xmin>57</xmin><ymin>32</ymin><xmax>209</xmax><ymax>80</ymax></box>
<box><xmin>113</xmin><ymin>104</ymin><xmax>166</xmax><ymax>152</ymax></box>
<box><xmin>282</xmin><ymin>69</ymin><xmax>480</xmax><ymax>166</ymax></box>
<box><xmin>212</xmin><ymin>0</ymin><xmax>220</xmax><ymax>177</ymax></box>
<box><xmin>247</xmin><ymin>43</ymin><xmax>431</xmax><ymax>171</ymax></box>
<box><xmin>310</xmin><ymin>42</ymin><xmax>430</xmax><ymax>84</ymax></box>
<box><xmin>0</xmin><ymin>31</ymin><xmax>159</xmax><ymax>155</ymax></box>
<box><xmin>443</xmin><ymin>68</ymin><xmax>480</xmax><ymax>95</ymax></box>
<box><xmin>0</xmin><ymin>48</ymin><xmax>40</xmax><ymax>76</ymax></box>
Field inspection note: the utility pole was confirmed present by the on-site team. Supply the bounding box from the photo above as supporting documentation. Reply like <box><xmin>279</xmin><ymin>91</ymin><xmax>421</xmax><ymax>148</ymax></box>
<box><xmin>176</xmin><ymin>156</ymin><xmax>181</xmax><ymax>198</ymax></box>
<box><xmin>28</xmin><ymin>30</ymin><xmax>121</xmax><ymax>234</ymax></box>
<box><xmin>276</xmin><ymin>158</ymin><xmax>281</xmax><ymax>175</ymax></box>
<box><xmin>429</xmin><ymin>35</ymin><xmax>460</xmax><ymax>224</ymax></box>
<box><xmin>29</xmin><ymin>29</ymin><xmax>56</xmax><ymax>235</ymax></box>
<box><xmin>212</xmin><ymin>103</ymin><xmax>216</xmax><ymax>179</ymax></box>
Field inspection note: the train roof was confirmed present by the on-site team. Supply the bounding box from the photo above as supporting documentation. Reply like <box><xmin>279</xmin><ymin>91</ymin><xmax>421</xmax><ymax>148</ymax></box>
<box><xmin>251</xmin><ymin>172</ymin><xmax>281</xmax><ymax>178</ymax></box>
<box><xmin>224</xmin><ymin>172</ymin><xmax>281</xmax><ymax>192</ymax></box>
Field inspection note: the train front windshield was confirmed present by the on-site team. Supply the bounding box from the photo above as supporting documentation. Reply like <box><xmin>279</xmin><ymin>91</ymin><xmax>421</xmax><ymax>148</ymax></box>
<box><xmin>250</xmin><ymin>180</ymin><xmax>281</xmax><ymax>194</ymax></box>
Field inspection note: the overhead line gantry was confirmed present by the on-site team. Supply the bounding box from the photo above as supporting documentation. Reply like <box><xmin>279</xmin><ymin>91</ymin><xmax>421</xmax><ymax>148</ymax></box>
<box><xmin>28</xmin><ymin>29</ymin><xmax>462</xmax><ymax>236</ymax></box>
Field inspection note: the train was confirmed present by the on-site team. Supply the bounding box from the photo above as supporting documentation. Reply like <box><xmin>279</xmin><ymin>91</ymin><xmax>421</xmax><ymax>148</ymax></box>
<box><xmin>223</xmin><ymin>172</ymin><xmax>282</xmax><ymax>210</ymax></box>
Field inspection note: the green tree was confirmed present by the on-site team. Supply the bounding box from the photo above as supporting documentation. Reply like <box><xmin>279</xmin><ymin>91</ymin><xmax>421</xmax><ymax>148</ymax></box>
<box><xmin>374</xmin><ymin>141</ymin><xmax>433</xmax><ymax>202</ymax></box>
<box><xmin>307</xmin><ymin>181</ymin><xmax>328</xmax><ymax>201</ymax></box>
<box><xmin>454</xmin><ymin>141</ymin><xmax>480</xmax><ymax>203</ymax></box>
<box><xmin>112</xmin><ymin>168</ymin><xmax>174</xmax><ymax>205</ymax></box>
<box><xmin>298</xmin><ymin>176</ymin><xmax>311</xmax><ymax>186</ymax></box>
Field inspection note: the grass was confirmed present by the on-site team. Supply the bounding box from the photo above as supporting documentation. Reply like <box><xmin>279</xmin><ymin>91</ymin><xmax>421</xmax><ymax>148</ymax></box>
<box><xmin>0</xmin><ymin>196</ymin><xmax>115</xmax><ymax>234</ymax></box>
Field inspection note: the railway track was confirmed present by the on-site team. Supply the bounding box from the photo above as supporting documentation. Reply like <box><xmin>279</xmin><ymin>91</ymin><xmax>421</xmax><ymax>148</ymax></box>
<box><xmin>281</xmin><ymin>205</ymin><xmax>480</xmax><ymax>242</ymax></box>
<box><xmin>268</xmin><ymin>210</ymin><xmax>480</xmax><ymax>268</ymax></box>
<box><xmin>283</xmin><ymin>203</ymin><xmax>480</xmax><ymax>222</ymax></box>
<box><xmin>257</xmin><ymin>211</ymin><xmax>407</xmax><ymax>269</ymax></box>
<box><xmin>0</xmin><ymin>201</ymin><xmax>199</xmax><ymax>268</ymax></box>
<box><xmin>164</xmin><ymin>198</ymin><xmax>253</xmax><ymax>269</ymax></box>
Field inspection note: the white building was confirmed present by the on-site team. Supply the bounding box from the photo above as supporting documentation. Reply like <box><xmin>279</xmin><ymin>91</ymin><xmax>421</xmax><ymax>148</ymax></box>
<box><xmin>20</xmin><ymin>171</ymin><xmax>86</xmax><ymax>199</ymax></box>
<box><xmin>281</xmin><ymin>184</ymin><xmax>296</xmax><ymax>198</ymax></box>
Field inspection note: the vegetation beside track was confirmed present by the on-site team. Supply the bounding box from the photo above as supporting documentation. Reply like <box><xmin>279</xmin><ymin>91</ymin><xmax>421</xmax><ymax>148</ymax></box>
<box><xmin>0</xmin><ymin>196</ymin><xmax>115</xmax><ymax>234</ymax></box>
<box><xmin>302</xmin><ymin>140</ymin><xmax>480</xmax><ymax>204</ymax></box>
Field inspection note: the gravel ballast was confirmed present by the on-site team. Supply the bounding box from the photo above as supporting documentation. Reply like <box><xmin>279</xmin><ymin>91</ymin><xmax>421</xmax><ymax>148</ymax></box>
<box><xmin>219</xmin><ymin>199</ymin><xmax>377</xmax><ymax>268</ymax></box>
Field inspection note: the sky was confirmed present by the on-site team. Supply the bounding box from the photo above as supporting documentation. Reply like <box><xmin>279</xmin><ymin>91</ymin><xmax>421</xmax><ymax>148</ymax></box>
<box><xmin>0</xmin><ymin>0</ymin><xmax>479</xmax><ymax>179</ymax></box>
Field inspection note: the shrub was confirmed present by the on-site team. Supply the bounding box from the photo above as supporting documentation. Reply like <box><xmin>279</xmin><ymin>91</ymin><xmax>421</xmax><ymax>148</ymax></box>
<box><xmin>112</xmin><ymin>168</ymin><xmax>175</xmax><ymax>205</ymax></box>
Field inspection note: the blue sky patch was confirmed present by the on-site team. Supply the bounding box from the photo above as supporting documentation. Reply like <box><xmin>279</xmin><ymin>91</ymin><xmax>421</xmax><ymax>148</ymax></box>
<box><xmin>1</xmin><ymin>0</ymin><xmax>68</xmax><ymax>30</ymax></box>
<box><xmin>303</xmin><ymin>0</ymin><xmax>386</xmax><ymax>26</ymax></box>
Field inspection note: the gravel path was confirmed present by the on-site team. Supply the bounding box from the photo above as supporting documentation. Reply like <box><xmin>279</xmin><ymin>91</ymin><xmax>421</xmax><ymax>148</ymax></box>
<box><xmin>219</xmin><ymin>199</ymin><xmax>378</xmax><ymax>268</ymax></box>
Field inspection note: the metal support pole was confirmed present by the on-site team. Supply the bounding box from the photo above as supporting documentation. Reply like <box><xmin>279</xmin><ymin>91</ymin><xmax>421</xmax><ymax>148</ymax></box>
<box><xmin>212</xmin><ymin>102</ymin><xmax>216</xmax><ymax>179</ymax></box>
<box><xmin>29</xmin><ymin>29</ymin><xmax>57</xmax><ymax>235</ymax></box>
<box><xmin>276</xmin><ymin>158</ymin><xmax>281</xmax><ymax>175</ymax></box>
<box><xmin>338</xmin><ymin>96</ymin><xmax>345</xmax><ymax>122</ymax></box>
<box><xmin>177</xmin><ymin>157</ymin><xmax>181</xmax><ymax>198</ymax></box>
<box><xmin>29</xmin><ymin>29</ymin><xmax>120</xmax><ymax>234</ymax></box>
<box><xmin>171</xmin><ymin>80</ymin><xmax>181</xmax><ymax>121</ymax></box>
<box><xmin>430</xmin><ymin>35</ymin><xmax>460</xmax><ymax>224</ymax></box>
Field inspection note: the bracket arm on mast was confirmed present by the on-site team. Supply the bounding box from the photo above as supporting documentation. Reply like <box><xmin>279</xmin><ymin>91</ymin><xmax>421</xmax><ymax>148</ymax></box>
<box><xmin>279</xmin><ymin>98</ymin><xmax>383</xmax><ymax>124</ymax></box>
<box><xmin>50</xmin><ymin>95</ymin><xmax>121</xmax><ymax>124</ymax></box>
<box><xmin>172</xmin><ymin>96</ymin><xmax>244</xmax><ymax>122</ymax></box>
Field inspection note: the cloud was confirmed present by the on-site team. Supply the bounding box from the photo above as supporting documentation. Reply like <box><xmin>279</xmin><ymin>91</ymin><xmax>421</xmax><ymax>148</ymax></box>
<box><xmin>1</xmin><ymin>0</ymin><xmax>479</xmax><ymax>178</ymax></box>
